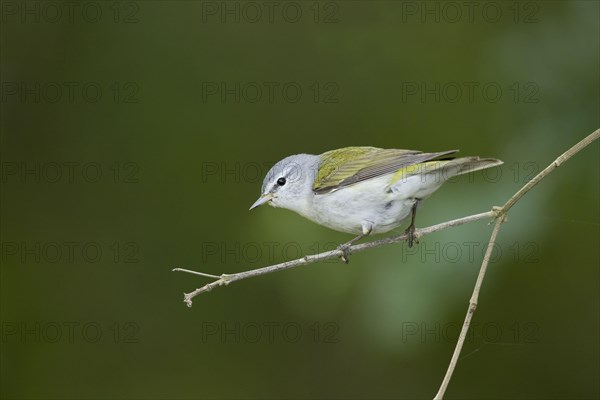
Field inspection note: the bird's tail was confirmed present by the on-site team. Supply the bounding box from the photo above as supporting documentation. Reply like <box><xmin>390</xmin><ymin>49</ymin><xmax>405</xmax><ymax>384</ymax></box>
<box><xmin>444</xmin><ymin>157</ymin><xmax>504</xmax><ymax>176</ymax></box>
<box><xmin>415</xmin><ymin>157</ymin><xmax>503</xmax><ymax>181</ymax></box>
<box><xmin>387</xmin><ymin>156</ymin><xmax>503</xmax><ymax>199</ymax></box>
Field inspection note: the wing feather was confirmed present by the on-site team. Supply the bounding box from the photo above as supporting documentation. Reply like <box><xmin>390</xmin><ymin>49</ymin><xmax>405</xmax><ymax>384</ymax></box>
<box><xmin>313</xmin><ymin>147</ymin><xmax>458</xmax><ymax>194</ymax></box>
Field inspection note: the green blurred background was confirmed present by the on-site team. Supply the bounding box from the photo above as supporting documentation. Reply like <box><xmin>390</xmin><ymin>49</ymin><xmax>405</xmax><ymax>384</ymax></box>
<box><xmin>1</xmin><ymin>1</ymin><xmax>599</xmax><ymax>399</ymax></box>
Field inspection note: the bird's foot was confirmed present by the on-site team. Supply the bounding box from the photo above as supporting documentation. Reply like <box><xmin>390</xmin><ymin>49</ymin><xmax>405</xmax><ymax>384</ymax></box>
<box><xmin>405</xmin><ymin>224</ymin><xmax>419</xmax><ymax>248</ymax></box>
<box><xmin>336</xmin><ymin>227</ymin><xmax>372</xmax><ymax>264</ymax></box>
<box><xmin>337</xmin><ymin>242</ymin><xmax>352</xmax><ymax>264</ymax></box>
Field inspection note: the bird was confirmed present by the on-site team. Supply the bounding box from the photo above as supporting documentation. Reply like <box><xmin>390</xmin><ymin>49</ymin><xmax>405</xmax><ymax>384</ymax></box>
<box><xmin>249</xmin><ymin>146</ymin><xmax>502</xmax><ymax>262</ymax></box>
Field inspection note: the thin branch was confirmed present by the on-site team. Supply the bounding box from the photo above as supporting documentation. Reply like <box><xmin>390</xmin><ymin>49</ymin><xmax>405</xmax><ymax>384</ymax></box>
<box><xmin>173</xmin><ymin>211</ymin><xmax>495</xmax><ymax>307</ymax></box>
<box><xmin>433</xmin><ymin>128</ymin><xmax>599</xmax><ymax>400</ymax></box>
<box><xmin>171</xmin><ymin>269</ymin><xmax>221</xmax><ymax>279</ymax></box>
<box><xmin>433</xmin><ymin>217</ymin><xmax>503</xmax><ymax>400</ymax></box>
<box><xmin>501</xmin><ymin>129</ymin><xmax>599</xmax><ymax>213</ymax></box>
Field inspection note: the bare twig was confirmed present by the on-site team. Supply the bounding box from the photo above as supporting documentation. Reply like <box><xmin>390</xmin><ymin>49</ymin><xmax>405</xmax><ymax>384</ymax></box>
<box><xmin>501</xmin><ymin>129</ymin><xmax>599</xmax><ymax>214</ymax></box>
<box><xmin>173</xmin><ymin>211</ymin><xmax>495</xmax><ymax>307</ymax></box>
<box><xmin>433</xmin><ymin>217</ymin><xmax>504</xmax><ymax>400</ymax></box>
<box><xmin>433</xmin><ymin>128</ymin><xmax>599</xmax><ymax>400</ymax></box>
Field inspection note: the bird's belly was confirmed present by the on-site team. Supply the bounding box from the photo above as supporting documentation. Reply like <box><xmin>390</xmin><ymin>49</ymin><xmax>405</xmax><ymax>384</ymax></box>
<box><xmin>309</xmin><ymin>179</ymin><xmax>416</xmax><ymax>235</ymax></box>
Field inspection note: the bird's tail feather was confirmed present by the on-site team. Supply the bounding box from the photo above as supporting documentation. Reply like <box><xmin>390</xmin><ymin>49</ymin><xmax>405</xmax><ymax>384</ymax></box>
<box><xmin>417</xmin><ymin>157</ymin><xmax>503</xmax><ymax>180</ymax></box>
<box><xmin>447</xmin><ymin>157</ymin><xmax>504</xmax><ymax>176</ymax></box>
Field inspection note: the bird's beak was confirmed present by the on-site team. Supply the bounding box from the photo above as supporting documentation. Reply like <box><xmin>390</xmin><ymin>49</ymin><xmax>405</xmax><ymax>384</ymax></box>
<box><xmin>249</xmin><ymin>193</ymin><xmax>273</xmax><ymax>210</ymax></box>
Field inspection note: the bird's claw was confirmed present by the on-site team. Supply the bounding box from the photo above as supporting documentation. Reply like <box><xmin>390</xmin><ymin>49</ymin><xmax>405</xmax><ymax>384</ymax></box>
<box><xmin>337</xmin><ymin>243</ymin><xmax>351</xmax><ymax>264</ymax></box>
<box><xmin>405</xmin><ymin>225</ymin><xmax>419</xmax><ymax>248</ymax></box>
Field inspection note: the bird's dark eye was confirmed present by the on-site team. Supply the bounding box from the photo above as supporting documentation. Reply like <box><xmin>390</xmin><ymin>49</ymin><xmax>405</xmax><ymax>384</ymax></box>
<box><xmin>277</xmin><ymin>177</ymin><xmax>286</xmax><ymax>186</ymax></box>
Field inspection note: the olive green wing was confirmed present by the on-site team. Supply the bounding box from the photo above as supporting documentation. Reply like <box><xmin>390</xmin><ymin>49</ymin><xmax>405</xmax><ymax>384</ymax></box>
<box><xmin>313</xmin><ymin>147</ymin><xmax>458</xmax><ymax>194</ymax></box>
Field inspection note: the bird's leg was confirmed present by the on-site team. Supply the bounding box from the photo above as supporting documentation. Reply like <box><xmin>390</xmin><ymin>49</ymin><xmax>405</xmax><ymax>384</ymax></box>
<box><xmin>405</xmin><ymin>199</ymin><xmax>420</xmax><ymax>248</ymax></box>
<box><xmin>338</xmin><ymin>225</ymin><xmax>372</xmax><ymax>264</ymax></box>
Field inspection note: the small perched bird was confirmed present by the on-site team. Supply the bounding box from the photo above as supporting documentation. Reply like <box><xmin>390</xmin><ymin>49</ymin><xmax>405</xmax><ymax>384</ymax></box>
<box><xmin>250</xmin><ymin>147</ymin><xmax>502</xmax><ymax>262</ymax></box>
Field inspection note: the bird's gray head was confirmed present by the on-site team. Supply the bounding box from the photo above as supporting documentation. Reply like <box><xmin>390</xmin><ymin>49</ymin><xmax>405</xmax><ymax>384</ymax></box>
<box><xmin>249</xmin><ymin>154</ymin><xmax>319</xmax><ymax>213</ymax></box>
